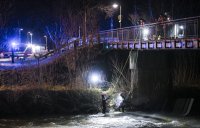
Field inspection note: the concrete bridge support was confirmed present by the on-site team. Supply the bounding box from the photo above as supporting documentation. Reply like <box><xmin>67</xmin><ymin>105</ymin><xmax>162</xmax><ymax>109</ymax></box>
<box><xmin>129</xmin><ymin>50</ymin><xmax>173</xmax><ymax>110</ymax></box>
<box><xmin>129</xmin><ymin>50</ymin><xmax>200</xmax><ymax>112</ymax></box>
<box><xmin>129</xmin><ymin>51</ymin><xmax>139</xmax><ymax>92</ymax></box>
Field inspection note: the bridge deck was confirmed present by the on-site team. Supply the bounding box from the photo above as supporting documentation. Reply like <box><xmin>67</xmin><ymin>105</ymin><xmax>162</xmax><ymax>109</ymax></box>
<box><xmin>102</xmin><ymin>39</ymin><xmax>200</xmax><ymax>50</ymax></box>
<box><xmin>99</xmin><ymin>16</ymin><xmax>200</xmax><ymax>50</ymax></box>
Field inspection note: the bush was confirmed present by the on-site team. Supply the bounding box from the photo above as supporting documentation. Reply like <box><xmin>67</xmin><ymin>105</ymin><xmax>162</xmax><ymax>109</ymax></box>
<box><xmin>0</xmin><ymin>88</ymin><xmax>101</xmax><ymax>117</ymax></box>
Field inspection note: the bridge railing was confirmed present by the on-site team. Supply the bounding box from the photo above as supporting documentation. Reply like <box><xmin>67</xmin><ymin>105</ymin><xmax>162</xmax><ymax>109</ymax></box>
<box><xmin>99</xmin><ymin>16</ymin><xmax>200</xmax><ymax>43</ymax></box>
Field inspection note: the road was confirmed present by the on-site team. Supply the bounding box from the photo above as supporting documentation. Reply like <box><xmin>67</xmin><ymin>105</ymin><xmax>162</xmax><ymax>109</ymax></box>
<box><xmin>0</xmin><ymin>53</ymin><xmax>60</xmax><ymax>70</ymax></box>
<box><xmin>0</xmin><ymin>57</ymin><xmax>37</xmax><ymax>70</ymax></box>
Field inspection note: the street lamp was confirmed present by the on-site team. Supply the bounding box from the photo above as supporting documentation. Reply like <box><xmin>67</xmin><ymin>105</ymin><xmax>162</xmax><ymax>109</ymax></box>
<box><xmin>112</xmin><ymin>3</ymin><xmax>122</xmax><ymax>28</ymax></box>
<box><xmin>30</xmin><ymin>33</ymin><xmax>33</xmax><ymax>45</ymax></box>
<box><xmin>19</xmin><ymin>28</ymin><xmax>23</xmax><ymax>44</ymax></box>
<box><xmin>44</xmin><ymin>35</ymin><xmax>48</xmax><ymax>51</ymax></box>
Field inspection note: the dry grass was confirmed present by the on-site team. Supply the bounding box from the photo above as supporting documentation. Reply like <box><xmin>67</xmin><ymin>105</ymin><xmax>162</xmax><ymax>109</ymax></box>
<box><xmin>0</xmin><ymin>45</ymin><xmax>101</xmax><ymax>89</ymax></box>
<box><xmin>0</xmin><ymin>85</ymin><xmax>76</xmax><ymax>92</ymax></box>
<box><xmin>0</xmin><ymin>46</ymin><xmax>103</xmax><ymax>117</ymax></box>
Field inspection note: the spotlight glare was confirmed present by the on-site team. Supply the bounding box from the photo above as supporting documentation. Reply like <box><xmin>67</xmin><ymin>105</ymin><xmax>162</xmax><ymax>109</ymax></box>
<box><xmin>112</xmin><ymin>3</ymin><xmax>119</xmax><ymax>8</ymax></box>
<box><xmin>143</xmin><ymin>28</ymin><xmax>149</xmax><ymax>35</ymax></box>
<box><xmin>90</xmin><ymin>73</ymin><xmax>100</xmax><ymax>84</ymax></box>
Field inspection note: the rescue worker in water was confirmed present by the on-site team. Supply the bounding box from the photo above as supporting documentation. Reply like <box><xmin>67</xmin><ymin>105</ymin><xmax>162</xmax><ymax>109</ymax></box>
<box><xmin>101</xmin><ymin>94</ymin><xmax>109</xmax><ymax>114</ymax></box>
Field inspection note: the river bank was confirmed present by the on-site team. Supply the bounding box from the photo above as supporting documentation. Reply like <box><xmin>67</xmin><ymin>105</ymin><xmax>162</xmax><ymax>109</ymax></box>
<box><xmin>0</xmin><ymin>87</ymin><xmax>101</xmax><ymax>117</ymax></box>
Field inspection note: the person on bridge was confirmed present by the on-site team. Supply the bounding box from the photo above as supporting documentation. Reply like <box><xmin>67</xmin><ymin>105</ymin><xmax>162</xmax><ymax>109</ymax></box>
<box><xmin>158</xmin><ymin>14</ymin><xmax>164</xmax><ymax>23</ymax></box>
<box><xmin>157</xmin><ymin>14</ymin><xmax>166</xmax><ymax>39</ymax></box>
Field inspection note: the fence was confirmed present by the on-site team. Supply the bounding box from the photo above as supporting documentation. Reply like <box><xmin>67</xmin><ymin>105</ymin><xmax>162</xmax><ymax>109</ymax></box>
<box><xmin>99</xmin><ymin>16</ymin><xmax>200</xmax><ymax>50</ymax></box>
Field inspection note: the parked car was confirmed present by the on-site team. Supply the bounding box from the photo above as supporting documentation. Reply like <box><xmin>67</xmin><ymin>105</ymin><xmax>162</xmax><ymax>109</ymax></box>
<box><xmin>3</xmin><ymin>53</ymin><xmax>11</xmax><ymax>58</ymax></box>
<box><xmin>0</xmin><ymin>52</ymin><xmax>4</xmax><ymax>58</ymax></box>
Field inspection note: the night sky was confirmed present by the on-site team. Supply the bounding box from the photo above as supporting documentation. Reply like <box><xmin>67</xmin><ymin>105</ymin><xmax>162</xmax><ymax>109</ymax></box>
<box><xmin>3</xmin><ymin>0</ymin><xmax>200</xmax><ymax>44</ymax></box>
<box><xmin>10</xmin><ymin>0</ymin><xmax>200</xmax><ymax>28</ymax></box>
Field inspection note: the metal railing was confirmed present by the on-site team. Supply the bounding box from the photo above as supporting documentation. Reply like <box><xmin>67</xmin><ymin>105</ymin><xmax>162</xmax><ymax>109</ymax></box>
<box><xmin>99</xmin><ymin>16</ymin><xmax>200</xmax><ymax>43</ymax></box>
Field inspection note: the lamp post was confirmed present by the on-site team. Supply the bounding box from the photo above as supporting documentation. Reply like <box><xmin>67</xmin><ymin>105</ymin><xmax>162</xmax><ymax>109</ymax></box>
<box><xmin>112</xmin><ymin>3</ymin><xmax>122</xmax><ymax>28</ymax></box>
<box><xmin>28</xmin><ymin>32</ymin><xmax>33</xmax><ymax>45</ymax></box>
<box><xmin>79</xmin><ymin>26</ymin><xmax>81</xmax><ymax>39</ymax></box>
<box><xmin>119</xmin><ymin>5</ymin><xmax>122</xmax><ymax>28</ymax></box>
<box><xmin>30</xmin><ymin>33</ymin><xmax>33</xmax><ymax>45</ymax></box>
<box><xmin>11</xmin><ymin>42</ymin><xmax>16</xmax><ymax>63</ymax></box>
<box><xmin>19</xmin><ymin>28</ymin><xmax>23</xmax><ymax>44</ymax></box>
<box><xmin>82</xmin><ymin>0</ymin><xmax>87</xmax><ymax>46</ymax></box>
<box><xmin>110</xmin><ymin>17</ymin><xmax>113</xmax><ymax>30</ymax></box>
<box><xmin>44</xmin><ymin>35</ymin><xmax>48</xmax><ymax>51</ymax></box>
<box><xmin>27</xmin><ymin>32</ymin><xmax>29</xmax><ymax>44</ymax></box>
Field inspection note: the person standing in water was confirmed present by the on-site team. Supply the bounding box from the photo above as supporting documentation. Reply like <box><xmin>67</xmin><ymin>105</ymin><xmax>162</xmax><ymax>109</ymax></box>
<box><xmin>102</xmin><ymin>94</ymin><xmax>109</xmax><ymax>114</ymax></box>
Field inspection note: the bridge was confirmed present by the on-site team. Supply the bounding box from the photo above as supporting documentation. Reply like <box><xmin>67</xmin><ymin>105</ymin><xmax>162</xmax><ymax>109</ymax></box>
<box><xmin>97</xmin><ymin>16</ymin><xmax>200</xmax><ymax>114</ymax></box>
<box><xmin>1</xmin><ymin>16</ymin><xmax>200</xmax><ymax>115</ymax></box>
<box><xmin>1</xmin><ymin>16</ymin><xmax>200</xmax><ymax>70</ymax></box>
<box><xmin>99</xmin><ymin>16</ymin><xmax>200</xmax><ymax>50</ymax></box>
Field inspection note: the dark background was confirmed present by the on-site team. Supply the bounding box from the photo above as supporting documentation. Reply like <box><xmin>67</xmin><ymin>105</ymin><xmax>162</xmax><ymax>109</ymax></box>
<box><xmin>10</xmin><ymin>0</ymin><xmax>200</xmax><ymax>29</ymax></box>
<box><xmin>4</xmin><ymin>0</ymin><xmax>200</xmax><ymax>45</ymax></box>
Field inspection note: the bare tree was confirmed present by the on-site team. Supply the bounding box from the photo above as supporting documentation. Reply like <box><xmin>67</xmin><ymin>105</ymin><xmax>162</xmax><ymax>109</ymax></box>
<box><xmin>128</xmin><ymin>14</ymin><xmax>139</xmax><ymax>26</ymax></box>
<box><xmin>110</xmin><ymin>55</ymin><xmax>131</xmax><ymax>93</ymax></box>
<box><xmin>0</xmin><ymin>0</ymin><xmax>14</xmax><ymax>28</ymax></box>
<box><xmin>46</xmin><ymin>10</ymin><xmax>81</xmax><ymax>50</ymax></box>
<box><xmin>99</xmin><ymin>5</ymin><xmax>117</xmax><ymax>18</ymax></box>
<box><xmin>85</xmin><ymin>6</ymin><xmax>101</xmax><ymax>46</ymax></box>
<box><xmin>46</xmin><ymin>0</ymin><xmax>101</xmax><ymax>49</ymax></box>
<box><xmin>45</xmin><ymin>0</ymin><xmax>82</xmax><ymax>50</ymax></box>
<box><xmin>44</xmin><ymin>0</ymin><xmax>102</xmax><ymax>89</ymax></box>
<box><xmin>0</xmin><ymin>0</ymin><xmax>15</xmax><ymax>50</ymax></box>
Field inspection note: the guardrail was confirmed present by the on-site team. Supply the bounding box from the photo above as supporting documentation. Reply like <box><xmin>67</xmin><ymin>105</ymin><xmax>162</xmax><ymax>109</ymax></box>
<box><xmin>18</xmin><ymin>16</ymin><xmax>200</xmax><ymax>61</ymax></box>
<box><xmin>99</xmin><ymin>16</ymin><xmax>200</xmax><ymax>44</ymax></box>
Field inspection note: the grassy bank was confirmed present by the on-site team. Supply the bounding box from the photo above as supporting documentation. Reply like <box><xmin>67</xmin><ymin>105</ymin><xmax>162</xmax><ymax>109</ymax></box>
<box><xmin>0</xmin><ymin>46</ymin><xmax>103</xmax><ymax>117</ymax></box>
<box><xmin>0</xmin><ymin>86</ymin><xmax>101</xmax><ymax>117</ymax></box>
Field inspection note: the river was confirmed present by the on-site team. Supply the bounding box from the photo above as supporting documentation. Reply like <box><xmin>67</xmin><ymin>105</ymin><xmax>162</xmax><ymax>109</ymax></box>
<box><xmin>0</xmin><ymin>111</ymin><xmax>199</xmax><ymax>128</ymax></box>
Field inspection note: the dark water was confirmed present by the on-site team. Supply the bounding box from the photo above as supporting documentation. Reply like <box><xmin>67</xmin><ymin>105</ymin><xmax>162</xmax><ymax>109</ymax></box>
<box><xmin>0</xmin><ymin>111</ymin><xmax>199</xmax><ymax>128</ymax></box>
